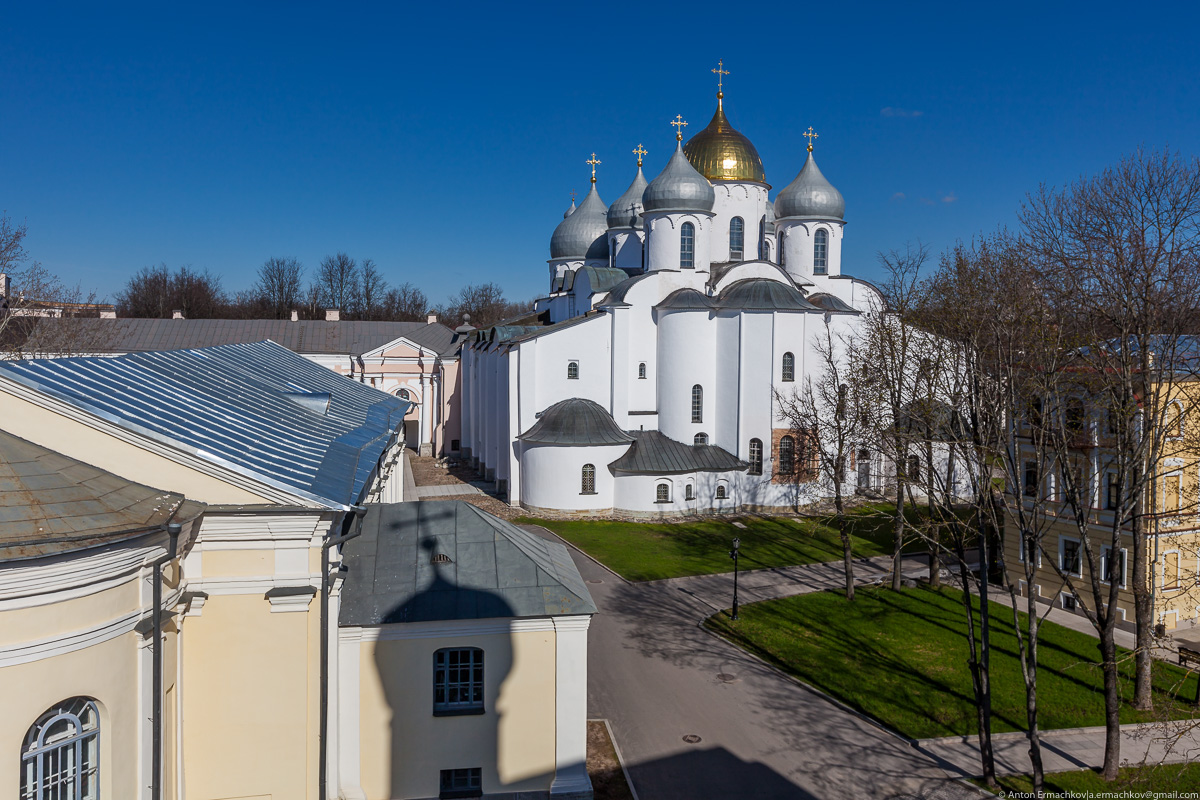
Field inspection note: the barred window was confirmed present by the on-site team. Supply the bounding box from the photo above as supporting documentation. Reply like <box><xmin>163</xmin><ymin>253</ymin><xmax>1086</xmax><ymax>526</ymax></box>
<box><xmin>778</xmin><ymin>436</ymin><xmax>795</xmax><ymax>476</ymax></box>
<box><xmin>782</xmin><ymin>352</ymin><xmax>795</xmax><ymax>382</ymax></box>
<box><xmin>21</xmin><ymin>698</ymin><xmax>99</xmax><ymax>800</ymax></box>
<box><xmin>694</xmin><ymin>432</ymin><xmax>708</xmax><ymax>445</ymax></box>
<box><xmin>749</xmin><ymin>438</ymin><xmax>763</xmax><ymax>475</ymax></box>
<box><xmin>680</xmin><ymin>222</ymin><xmax>695</xmax><ymax>269</ymax></box>
<box><xmin>638</xmin><ymin>362</ymin><xmax>646</xmax><ymax>379</ymax></box>
<box><xmin>434</xmin><ymin>648</ymin><xmax>484</xmax><ymax>715</ymax></box>
<box><xmin>729</xmin><ymin>217</ymin><xmax>744</xmax><ymax>261</ymax></box>
<box><xmin>567</xmin><ymin>361</ymin><xmax>579</xmax><ymax>380</ymax></box>
<box><xmin>685</xmin><ymin>483</ymin><xmax>694</xmax><ymax>500</ymax></box>
<box><xmin>581</xmin><ymin>464</ymin><xmax>596</xmax><ymax>494</ymax></box>
<box><xmin>716</xmin><ymin>485</ymin><xmax>727</xmax><ymax>499</ymax></box>
<box><xmin>656</xmin><ymin>483</ymin><xmax>670</xmax><ymax>503</ymax></box>
<box><xmin>814</xmin><ymin>229</ymin><xmax>828</xmax><ymax>274</ymax></box>
<box><xmin>691</xmin><ymin>385</ymin><xmax>703</xmax><ymax>423</ymax></box>
<box><xmin>440</xmin><ymin>767</ymin><xmax>482</xmax><ymax>799</ymax></box>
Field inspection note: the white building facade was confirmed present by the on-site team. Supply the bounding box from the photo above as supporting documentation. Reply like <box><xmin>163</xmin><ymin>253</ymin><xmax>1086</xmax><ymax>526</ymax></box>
<box><xmin>461</xmin><ymin>91</ymin><xmax>884</xmax><ymax>516</ymax></box>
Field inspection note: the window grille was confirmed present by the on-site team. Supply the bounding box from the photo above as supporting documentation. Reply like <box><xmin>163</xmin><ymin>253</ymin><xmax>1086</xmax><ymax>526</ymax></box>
<box><xmin>814</xmin><ymin>229</ymin><xmax>828</xmax><ymax>274</ymax></box>
<box><xmin>21</xmin><ymin>698</ymin><xmax>99</xmax><ymax>800</ymax></box>
<box><xmin>694</xmin><ymin>432</ymin><xmax>708</xmax><ymax>446</ymax></box>
<box><xmin>729</xmin><ymin>217</ymin><xmax>744</xmax><ymax>261</ymax></box>
<box><xmin>433</xmin><ymin>648</ymin><xmax>484</xmax><ymax>715</ymax></box>
<box><xmin>749</xmin><ymin>438</ymin><xmax>763</xmax><ymax>475</ymax></box>
<box><xmin>782</xmin><ymin>352</ymin><xmax>795</xmax><ymax>382</ymax></box>
<box><xmin>567</xmin><ymin>361</ymin><xmax>579</xmax><ymax>380</ymax></box>
<box><xmin>680</xmin><ymin>222</ymin><xmax>695</xmax><ymax>269</ymax></box>
<box><xmin>716</xmin><ymin>485</ymin><xmax>727</xmax><ymax>499</ymax></box>
<box><xmin>440</xmin><ymin>767</ymin><xmax>482</xmax><ymax>799</ymax></box>
<box><xmin>638</xmin><ymin>362</ymin><xmax>646</xmax><ymax>379</ymax></box>
<box><xmin>656</xmin><ymin>483</ymin><xmax>670</xmax><ymax>503</ymax></box>
<box><xmin>685</xmin><ymin>484</ymin><xmax>694</xmax><ymax>500</ymax></box>
<box><xmin>778</xmin><ymin>436</ymin><xmax>795</xmax><ymax>476</ymax></box>
<box><xmin>399</xmin><ymin>388</ymin><xmax>410</xmax><ymax>400</ymax></box>
<box><xmin>691</xmin><ymin>385</ymin><xmax>703</xmax><ymax>423</ymax></box>
<box><xmin>581</xmin><ymin>464</ymin><xmax>596</xmax><ymax>494</ymax></box>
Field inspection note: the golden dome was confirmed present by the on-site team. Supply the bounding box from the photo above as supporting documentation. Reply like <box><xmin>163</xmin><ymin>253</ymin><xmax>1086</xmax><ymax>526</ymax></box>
<box><xmin>682</xmin><ymin>97</ymin><xmax>766</xmax><ymax>184</ymax></box>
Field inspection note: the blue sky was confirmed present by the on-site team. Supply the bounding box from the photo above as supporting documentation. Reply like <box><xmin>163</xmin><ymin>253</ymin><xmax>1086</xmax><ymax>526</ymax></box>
<box><xmin>4</xmin><ymin>1</ymin><xmax>1200</xmax><ymax>307</ymax></box>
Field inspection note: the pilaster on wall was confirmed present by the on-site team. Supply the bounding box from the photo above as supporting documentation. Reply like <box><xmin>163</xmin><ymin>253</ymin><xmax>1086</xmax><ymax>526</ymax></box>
<box><xmin>550</xmin><ymin>615</ymin><xmax>593</xmax><ymax>799</ymax></box>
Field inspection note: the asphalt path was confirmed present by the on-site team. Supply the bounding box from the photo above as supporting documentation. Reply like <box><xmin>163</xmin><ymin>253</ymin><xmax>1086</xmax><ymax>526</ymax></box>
<box><xmin>524</xmin><ymin>527</ymin><xmax>985</xmax><ymax>800</ymax></box>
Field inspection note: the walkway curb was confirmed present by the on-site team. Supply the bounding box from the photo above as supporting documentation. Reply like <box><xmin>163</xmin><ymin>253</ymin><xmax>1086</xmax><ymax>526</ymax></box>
<box><xmin>589</xmin><ymin>718</ymin><xmax>640</xmax><ymax>800</ymax></box>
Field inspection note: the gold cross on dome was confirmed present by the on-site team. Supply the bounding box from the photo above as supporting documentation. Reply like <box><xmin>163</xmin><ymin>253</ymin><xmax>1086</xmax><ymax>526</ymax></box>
<box><xmin>803</xmin><ymin>126</ymin><xmax>819</xmax><ymax>152</ymax></box>
<box><xmin>712</xmin><ymin>59</ymin><xmax>730</xmax><ymax>96</ymax></box>
<box><xmin>633</xmin><ymin>143</ymin><xmax>647</xmax><ymax>167</ymax></box>
<box><xmin>569</xmin><ymin>190</ymin><xmax>576</xmax><ymax>203</ymax></box>
<box><xmin>671</xmin><ymin>115</ymin><xmax>688</xmax><ymax>141</ymax></box>
<box><xmin>586</xmin><ymin>153</ymin><xmax>601</xmax><ymax>183</ymax></box>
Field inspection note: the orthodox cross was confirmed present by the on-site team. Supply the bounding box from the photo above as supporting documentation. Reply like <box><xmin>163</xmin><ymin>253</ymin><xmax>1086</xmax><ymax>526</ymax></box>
<box><xmin>671</xmin><ymin>115</ymin><xmax>688</xmax><ymax>141</ymax></box>
<box><xmin>586</xmin><ymin>153</ymin><xmax>601</xmax><ymax>183</ymax></box>
<box><xmin>569</xmin><ymin>190</ymin><xmax>576</xmax><ymax>203</ymax></box>
<box><xmin>633</xmin><ymin>144</ymin><xmax>647</xmax><ymax>167</ymax></box>
<box><xmin>712</xmin><ymin>59</ymin><xmax>729</xmax><ymax>97</ymax></box>
<box><xmin>803</xmin><ymin>126</ymin><xmax>819</xmax><ymax>152</ymax></box>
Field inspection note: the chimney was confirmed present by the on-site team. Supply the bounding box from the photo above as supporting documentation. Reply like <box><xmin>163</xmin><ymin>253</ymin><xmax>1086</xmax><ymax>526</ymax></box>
<box><xmin>172</xmin><ymin>310</ymin><xmax>185</xmax><ymax>320</ymax></box>
<box><xmin>427</xmin><ymin>313</ymin><xmax>437</xmax><ymax>324</ymax></box>
<box><xmin>100</xmin><ymin>310</ymin><xmax>116</xmax><ymax>319</ymax></box>
<box><xmin>290</xmin><ymin>310</ymin><xmax>299</xmax><ymax>322</ymax></box>
<box><xmin>326</xmin><ymin>308</ymin><xmax>340</xmax><ymax>322</ymax></box>
<box><xmin>0</xmin><ymin>273</ymin><xmax>9</xmax><ymax>299</ymax></box>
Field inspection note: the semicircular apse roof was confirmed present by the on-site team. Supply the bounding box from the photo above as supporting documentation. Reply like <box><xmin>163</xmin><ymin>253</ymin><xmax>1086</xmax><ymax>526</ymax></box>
<box><xmin>518</xmin><ymin>398</ymin><xmax>634</xmax><ymax>446</ymax></box>
<box><xmin>715</xmin><ymin>278</ymin><xmax>820</xmax><ymax>312</ymax></box>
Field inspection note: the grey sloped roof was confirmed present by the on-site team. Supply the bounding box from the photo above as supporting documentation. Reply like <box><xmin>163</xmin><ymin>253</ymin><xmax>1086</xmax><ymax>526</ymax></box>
<box><xmin>597</xmin><ymin>271</ymin><xmax>657</xmax><ymax>307</ymax></box>
<box><xmin>608</xmin><ymin>430</ymin><xmax>748</xmax><ymax>474</ymax></box>
<box><xmin>716</xmin><ymin>278</ymin><xmax>820</xmax><ymax>311</ymax></box>
<box><xmin>44</xmin><ymin>318</ymin><xmax>459</xmax><ymax>357</ymax></box>
<box><xmin>338</xmin><ymin>501</ymin><xmax>596</xmax><ymax>624</ymax></box>
<box><xmin>805</xmin><ymin>293</ymin><xmax>857</xmax><ymax>313</ymax></box>
<box><xmin>574</xmin><ymin>266</ymin><xmax>630</xmax><ymax>295</ymax></box>
<box><xmin>519</xmin><ymin>398</ymin><xmax>634</xmax><ymax>445</ymax></box>
<box><xmin>0</xmin><ymin>430</ymin><xmax>205</xmax><ymax>561</ymax></box>
<box><xmin>0</xmin><ymin>341</ymin><xmax>411</xmax><ymax>508</ymax></box>
<box><xmin>655</xmin><ymin>287</ymin><xmax>716</xmax><ymax>311</ymax></box>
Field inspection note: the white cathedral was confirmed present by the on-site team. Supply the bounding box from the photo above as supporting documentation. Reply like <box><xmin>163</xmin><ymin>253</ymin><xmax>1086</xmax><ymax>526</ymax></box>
<box><xmin>460</xmin><ymin>80</ymin><xmax>884</xmax><ymax>516</ymax></box>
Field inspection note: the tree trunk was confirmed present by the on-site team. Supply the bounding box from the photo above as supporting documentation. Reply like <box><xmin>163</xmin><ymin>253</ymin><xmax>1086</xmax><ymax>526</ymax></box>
<box><xmin>892</xmin><ymin>474</ymin><xmax>906</xmax><ymax>591</ymax></box>
<box><xmin>1131</xmin><ymin>510</ymin><xmax>1153</xmax><ymax>711</ymax></box>
<box><xmin>955</xmin><ymin>535</ymin><xmax>996</xmax><ymax>786</ymax></box>
<box><xmin>834</xmin><ymin>479</ymin><xmax>855</xmax><ymax>601</ymax></box>
<box><xmin>976</xmin><ymin>523</ymin><xmax>996</xmax><ymax>787</ymax></box>
<box><xmin>1024</xmin><ymin>583</ymin><xmax>1045</xmax><ymax>794</ymax></box>
<box><xmin>1099</xmin><ymin>629</ymin><xmax>1122</xmax><ymax>780</ymax></box>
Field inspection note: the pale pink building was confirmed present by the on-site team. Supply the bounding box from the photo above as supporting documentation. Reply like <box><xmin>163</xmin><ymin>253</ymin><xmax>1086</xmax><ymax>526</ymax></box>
<box><xmin>57</xmin><ymin>315</ymin><xmax>466</xmax><ymax>456</ymax></box>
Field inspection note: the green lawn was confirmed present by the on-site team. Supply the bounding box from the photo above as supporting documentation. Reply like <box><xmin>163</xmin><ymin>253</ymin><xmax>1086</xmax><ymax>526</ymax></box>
<box><xmin>517</xmin><ymin>505</ymin><xmax>917</xmax><ymax>581</ymax></box>
<box><xmin>705</xmin><ymin>584</ymin><xmax>1200</xmax><ymax>739</ymax></box>
<box><xmin>980</xmin><ymin>762</ymin><xmax>1200</xmax><ymax>794</ymax></box>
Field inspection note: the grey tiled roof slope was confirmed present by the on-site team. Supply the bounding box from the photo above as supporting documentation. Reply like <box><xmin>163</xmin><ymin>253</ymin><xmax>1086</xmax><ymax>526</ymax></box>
<box><xmin>608</xmin><ymin>430</ymin><xmax>749</xmax><ymax>474</ymax></box>
<box><xmin>45</xmin><ymin>318</ymin><xmax>461</xmax><ymax>356</ymax></box>
<box><xmin>0</xmin><ymin>341</ymin><xmax>411</xmax><ymax>508</ymax></box>
<box><xmin>0</xmin><ymin>429</ymin><xmax>205</xmax><ymax>561</ymax></box>
<box><xmin>338</xmin><ymin>501</ymin><xmax>596</xmax><ymax>625</ymax></box>
<box><xmin>518</xmin><ymin>398</ymin><xmax>634</xmax><ymax>445</ymax></box>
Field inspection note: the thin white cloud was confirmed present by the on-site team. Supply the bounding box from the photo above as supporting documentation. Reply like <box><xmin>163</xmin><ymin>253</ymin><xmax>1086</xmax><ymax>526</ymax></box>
<box><xmin>891</xmin><ymin>192</ymin><xmax>906</xmax><ymax>202</ymax></box>
<box><xmin>881</xmin><ymin>107</ymin><xmax>923</xmax><ymax>118</ymax></box>
<box><xmin>941</xmin><ymin>193</ymin><xmax>958</xmax><ymax>204</ymax></box>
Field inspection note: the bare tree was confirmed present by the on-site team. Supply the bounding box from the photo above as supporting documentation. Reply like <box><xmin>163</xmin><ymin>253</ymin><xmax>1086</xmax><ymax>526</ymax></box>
<box><xmin>775</xmin><ymin>322</ymin><xmax>872</xmax><ymax>599</ymax></box>
<box><xmin>437</xmin><ymin>283</ymin><xmax>533</xmax><ymax>328</ymax></box>
<box><xmin>116</xmin><ymin>263</ymin><xmax>226</xmax><ymax>319</ymax></box>
<box><xmin>380</xmin><ymin>282</ymin><xmax>429</xmax><ymax>322</ymax></box>
<box><xmin>357</xmin><ymin>258</ymin><xmax>388</xmax><ymax>320</ymax></box>
<box><xmin>254</xmin><ymin>256</ymin><xmax>304</xmax><ymax>319</ymax></box>
<box><xmin>314</xmin><ymin>253</ymin><xmax>359</xmax><ymax>314</ymax></box>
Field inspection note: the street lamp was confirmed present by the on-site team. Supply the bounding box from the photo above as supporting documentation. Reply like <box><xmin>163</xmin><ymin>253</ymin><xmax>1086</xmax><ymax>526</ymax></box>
<box><xmin>729</xmin><ymin>537</ymin><xmax>741</xmax><ymax>620</ymax></box>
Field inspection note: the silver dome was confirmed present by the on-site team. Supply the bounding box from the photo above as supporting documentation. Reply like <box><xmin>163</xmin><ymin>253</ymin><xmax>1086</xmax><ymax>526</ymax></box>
<box><xmin>563</xmin><ymin>198</ymin><xmax>576</xmax><ymax>219</ymax></box>
<box><xmin>550</xmin><ymin>184</ymin><xmax>610</xmax><ymax>260</ymax></box>
<box><xmin>775</xmin><ymin>152</ymin><xmax>845</xmax><ymax>220</ymax></box>
<box><xmin>607</xmin><ymin>165</ymin><xmax>649</xmax><ymax>230</ymax></box>
<box><xmin>642</xmin><ymin>142</ymin><xmax>715</xmax><ymax>214</ymax></box>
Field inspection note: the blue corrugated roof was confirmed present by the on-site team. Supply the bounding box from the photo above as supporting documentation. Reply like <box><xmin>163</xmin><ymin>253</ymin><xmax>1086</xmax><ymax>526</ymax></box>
<box><xmin>0</xmin><ymin>341</ymin><xmax>411</xmax><ymax>508</ymax></box>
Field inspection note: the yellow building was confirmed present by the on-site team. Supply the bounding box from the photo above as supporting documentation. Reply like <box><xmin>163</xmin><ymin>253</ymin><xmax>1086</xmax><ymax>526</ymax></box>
<box><xmin>0</xmin><ymin>341</ymin><xmax>594</xmax><ymax>800</ymax></box>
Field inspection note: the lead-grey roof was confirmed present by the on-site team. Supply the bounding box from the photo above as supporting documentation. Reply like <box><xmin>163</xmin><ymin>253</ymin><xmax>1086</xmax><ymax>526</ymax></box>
<box><xmin>654</xmin><ymin>287</ymin><xmax>716</xmax><ymax>311</ymax></box>
<box><xmin>0</xmin><ymin>430</ymin><xmax>205</xmax><ymax>561</ymax></box>
<box><xmin>0</xmin><ymin>341</ymin><xmax>412</xmax><ymax>508</ymax></box>
<box><xmin>642</xmin><ymin>141</ymin><xmax>716</xmax><ymax>214</ymax></box>
<box><xmin>607</xmin><ymin>165</ymin><xmax>649</xmax><ymax>230</ymax></box>
<box><xmin>716</xmin><ymin>278</ymin><xmax>821</xmax><ymax>311</ymax></box>
<box><xmin>573</xmin><ymin>266</ymin><xmax>629</xmax><ymax>295</ymax></box>
<box><xmin>597</xmin><ymin>271</ymin><xmax>657</xmax><ymax>307</ymax></box>
<box><xmin>338</xmin><ymin>501</ymin><xmax>597</xmax><ymax>624</ymax></box>
<box><xmin>775</xmin><ymin>151</ymin><xmax>845</xmax><ymax>221</ymax></box>
<box><xmin>40</xmin><ymin>318</ymin><xmax>461</xmax><ymax>357</ymax></box>
<box><xmin>608</xmin><ymin>430</ymin><xmax>748</xmax><ymax>474</ymax></box>
<box><xmin>519</xmin><ymin>398</ymin><xmax>634</xmax><ymax>445</ymax></box>
<box><xmin>550</xmin><ymin>183</ymin><xmax>609</xmax><ymax>260</ymax></box>
<box><xmin>805</xmin><ymin>293</ymin><xmax>857</xmax><ymax>313</ymax></box>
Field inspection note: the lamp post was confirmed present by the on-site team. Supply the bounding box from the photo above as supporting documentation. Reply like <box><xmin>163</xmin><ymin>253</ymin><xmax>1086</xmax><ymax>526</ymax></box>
<box><xmin>729</xmin><ymin>537</ymin><xmax>741</xmax><ymax>620</ymax></box>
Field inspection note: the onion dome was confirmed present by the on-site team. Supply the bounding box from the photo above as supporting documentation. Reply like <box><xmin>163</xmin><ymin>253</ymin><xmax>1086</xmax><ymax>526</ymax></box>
<box><xmin>716</xmin><ymin>278</ymin><xmax>820</xmax><ymax>311</ymax></box>
<box><xmin>607</xmin><ymin>165</ymin><xmax>649</xmax><ymax>230</ymax></box>
<box><xmin>643</xmin><ymin>142</ymin><xmax>715</xmax><ymax>214</ymax></box>
<box><xmin>776</xmin><ymin>151</ymin><xmax>845</xmax><ymax>220</ymax></box>
<box><xmin>682</xmin><ymin>98</ymin><xmax>766</xmax><ymax>184</ymax></box>
<box><xmin>563</xmin><ymin>198</ymin><xmax>576</xmax><ymax>219</ymax></box>
<box><xmin>550</xmin><ymin>184</ymin><xmax>610</xmax><ymax>260</ymax></box>
<box><xmin>518</xmin><ymin>398</ymin><xmax>634</xmax><ymax>445</ymax></box>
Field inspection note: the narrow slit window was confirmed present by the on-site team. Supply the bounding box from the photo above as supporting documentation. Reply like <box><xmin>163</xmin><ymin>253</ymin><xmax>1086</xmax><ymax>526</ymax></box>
<box><xmin>814</xmin><ymin>229</ymin><xmax>828</xmax><ymax>274</ymax></box>
<box><xmin>680</xmin><ymin>222</ymin><xmax>695</xmax><ymax>269</ymax></box>
<box><xmin>782</xmin><ymin>352</ymin><xmax>795</xmax><ymax>382</ymax></box>
<box><xmin>691</xmin><ymin>385</ymin><xmax>703</xmax><ymax>423</ymax></box>
<box><xmin>638</xmin><ymin>362</ymin><xmax>646</xmax><ymax>379</ymax></box>
<box><xmin>778</xmin><ymin>436</ymin><xmax>795</xmax><ymax>476</ymax></box>
<box><xmin>749</xmin><ymin>438</ymin><xmax>763</xmax><ymax>475</ymax></box>
<box><xmin>581</xmin><ymin>464</ymin><xmax>595</xmax><ymax>494</ymax></box>
<box><xmin>567</xmin><ymin>361</ymin><xmax>579</xmax><ymax>380</ymax></box>
<box><xmin>729</xmin><ymin>217</ymin><xmax>744</xmax><ymax>261</ymax></box>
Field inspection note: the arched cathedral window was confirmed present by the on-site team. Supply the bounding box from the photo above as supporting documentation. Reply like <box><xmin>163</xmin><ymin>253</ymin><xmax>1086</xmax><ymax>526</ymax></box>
<box><xmin>749</xmin><ymin>438</ymin><xmax>763</xmax><ymax>475</ymax></box>
<box><xmin>691</xmin><ymin>385</ymin><xmax>703</xmax><ymax>423</ymax></box>
<box><xmin>778</xmin><ymin>436</ymin><xmax>795</xmax><ymax>476</ymax></box>
<box><xmin>782</xmin><ymin>352</ymin><xmax>795</xmax><ymax>382</ymax></box>
<box><xmin>21</xmin><ymin>697</ymin><xmax>100</xmax><ymax>800</ymax></box>
<box><xmin>680</xmin><ymin>222</ymin><xmax>695</xmax><ymax>269</ymax></box>
<box><xmin>729</xmin><ymin>217</ymin><xmax>744</xmax><ymax>261</ymax></box>
<box><xmin>814</xmin><ymin>229</ymin><xmax>828</xmax><ymax>274</ymax></box>
<box><xmin>694</xmin><ymin>432</ymin><xmax>708</xmax><ymax>445</ymax></box>
<box><xmin>581</xmin><ymin>464</ymin><xmax>596</xmax><ymax>494</ymax></box>
<box><xmin>567</xmin><ymin>361</ymin><xmax>579</xmax><ymax>380</ymax></box>
<box><xmin>638</xmin><ymin>362</ymin><xmax>646</xmax><ymax>379</ymax></box>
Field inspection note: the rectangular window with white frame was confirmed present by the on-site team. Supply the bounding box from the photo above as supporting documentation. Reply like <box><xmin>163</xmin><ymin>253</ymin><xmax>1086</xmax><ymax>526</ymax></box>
<box><xmin>1060</xmin><ymin>536</ymin><xmax>1081</xmax><ymax>577</ymax></box>
<box><xmin>1101</xmin><ymin>545</ymin><xmax>1126</xmax><ymax>587</ymax></box>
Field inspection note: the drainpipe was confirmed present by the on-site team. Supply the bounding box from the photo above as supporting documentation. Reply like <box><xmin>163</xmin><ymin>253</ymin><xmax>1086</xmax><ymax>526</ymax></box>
<box><xmin>152</xmin><ymin>522</ymin><xmax>182</xmax><ymax>800</ymax></box>
<box><xmin>319</xmin><ymin>504</ymin><xmax>368</xmax><ymax>800</ymax></box>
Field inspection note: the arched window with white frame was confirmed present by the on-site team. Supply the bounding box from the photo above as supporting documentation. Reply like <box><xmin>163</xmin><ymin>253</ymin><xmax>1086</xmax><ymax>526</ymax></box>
<box><xmin>716</xmin><ymin>484</ymin><xmax>727</xmax><ymax>499</ymax></box>
<box><xmin>680</xmin><ymin>222</ymin><xmax>695</xmax><ymax>269</ymax></box>
<box><xmin>21</xmin><ymin>697</ymin><xmax>100</xmax><ymax>800</ymax></box>
<box><xmin>729</xmin><ymin>217</ymin><xmax>744</xmax><ymax>261</ymax></box>
<box><xmin>782</xmin><ymin>352</ymin><xmax>795</xmax><ymax>382</ymax></box>
<box><xmin>656</xmin><ymin>483</ymin><xmax>671</xmax><ymax>503</ymax></box>
<box><xmin>567</xmin><ymin>361</ymin><xmax>579</xmax><ymax>380</ymax></box>
<box><xmin>814</xmin><ymin>229</ymin><xmax>828</xmax><ymax>274</ymax></box>
<box><xmin>581</xmin><ymin>464</ymin><xmax>596</xmax><ymax>494</ymax></box>
<box><xmin>694</xmin><ymin>432</ymin><xmax>708</xmax><ymax>445</ymax></box>
<box><xmin>749</xmin><ymin>438</ymin><xmax>763</xmax><ymax>475</ymax></box>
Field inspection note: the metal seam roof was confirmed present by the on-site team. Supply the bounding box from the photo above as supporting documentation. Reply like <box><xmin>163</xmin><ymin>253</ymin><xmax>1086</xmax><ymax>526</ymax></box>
<box><xmin>608</xmin><ymin>430</ymin><xmax>748</xmax><ymax>474</ymax></box>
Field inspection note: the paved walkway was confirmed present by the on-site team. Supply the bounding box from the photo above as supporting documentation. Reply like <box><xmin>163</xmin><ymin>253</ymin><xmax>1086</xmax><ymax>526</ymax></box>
<box><xmin>520</xmin><ymin>525</ymin><xmax>984</xmax><ymax>800</ymax></box>
<box><xmin>413</xmin><ymin>483</ymin><xmax>482</xmax><ymax>498</ymax></box>
<box><xmin>919</xmin><ymin>721</ymin><xmax>1200</xmax><ymax>779</ymax></box>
